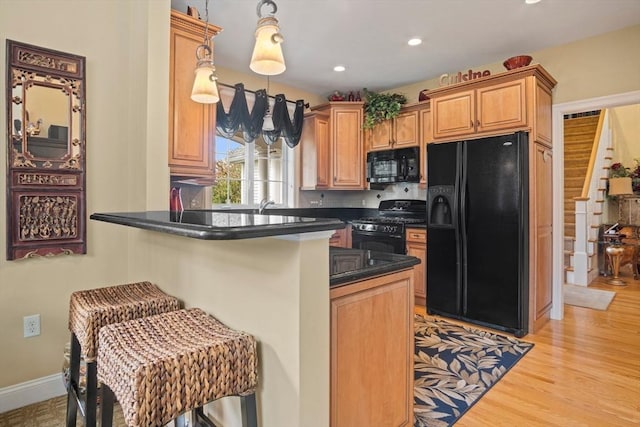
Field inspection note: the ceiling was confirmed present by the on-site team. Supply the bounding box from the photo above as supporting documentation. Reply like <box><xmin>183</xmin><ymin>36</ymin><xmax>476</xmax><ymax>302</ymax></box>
<box><xmin>170</xmin><ymin>0</ymin><xmax>640</xmax><ymax>97</ymax></box>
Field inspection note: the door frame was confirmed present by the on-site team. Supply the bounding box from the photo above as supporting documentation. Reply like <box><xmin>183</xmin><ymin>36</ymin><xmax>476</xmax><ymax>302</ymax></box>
<box><xmin>551</xmin><ymin>90</ymin><xmax>640</xmax><ymax>321</ymax></box>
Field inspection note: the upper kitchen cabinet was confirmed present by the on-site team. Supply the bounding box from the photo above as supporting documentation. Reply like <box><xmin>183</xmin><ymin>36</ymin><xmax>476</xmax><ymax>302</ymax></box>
<box><xmin>429</xmin><ymin>65</ymin><xmax>556</xmax><ymax>146</ymax></box>
<box><xmin>366</xmin><ymin>104</ymin><xmax>421</xmax><ymax>151</ymax></box>
<box><xmin>300</xmin><ymin>102</ymin><xmax>365</xmax><ymax>190</ymax></box>
<box><xmin>168</xmin><ymin>11</ymin><xmax>222</xmax><ymax>179</ymax></box>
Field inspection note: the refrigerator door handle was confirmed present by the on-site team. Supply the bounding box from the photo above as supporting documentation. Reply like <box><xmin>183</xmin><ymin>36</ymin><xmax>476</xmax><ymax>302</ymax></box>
<box><xmin>460</xmin><ymin>141</ymin><xmax>468</xmax><ymax>315</ymax></box>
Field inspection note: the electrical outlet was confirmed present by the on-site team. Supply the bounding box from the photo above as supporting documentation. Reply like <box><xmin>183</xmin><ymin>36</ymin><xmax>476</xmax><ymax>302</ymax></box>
<box><xmin>23</xmin><ymin>314</ymin><xmax>40</xmax><ymax>337</ymax></box>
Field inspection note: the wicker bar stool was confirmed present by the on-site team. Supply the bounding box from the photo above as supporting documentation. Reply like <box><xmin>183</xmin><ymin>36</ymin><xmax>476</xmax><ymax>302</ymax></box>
<box><xmin>98</xmin><ymin>308</ymin><xmax>258</xmax><ymax>427</ymax></box>
<box><xmin>66</xmin><ymin>281</ymin><xmax>180</xmax><ymax>427</ymax></box>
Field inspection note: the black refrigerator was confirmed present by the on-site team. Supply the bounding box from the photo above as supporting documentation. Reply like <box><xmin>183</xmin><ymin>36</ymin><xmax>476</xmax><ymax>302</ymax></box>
<box><xmin>426</xmin><ymin>132</ymin><xmax>529</xmax><ymax>337</ymax></box>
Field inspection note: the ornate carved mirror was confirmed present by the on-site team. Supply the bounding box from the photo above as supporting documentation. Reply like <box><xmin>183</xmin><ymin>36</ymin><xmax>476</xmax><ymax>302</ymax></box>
<box><xmin>6</xmin><ymin>40</ymin><xmax>86</xmax><ymax>259</ymax></box>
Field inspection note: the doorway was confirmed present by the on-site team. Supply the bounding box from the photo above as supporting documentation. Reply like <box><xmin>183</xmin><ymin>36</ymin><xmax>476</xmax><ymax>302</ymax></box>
<box><xmin>551</xmin><ymin>90</ymin><xmax>640</xmax><ymax>321</ymax></box>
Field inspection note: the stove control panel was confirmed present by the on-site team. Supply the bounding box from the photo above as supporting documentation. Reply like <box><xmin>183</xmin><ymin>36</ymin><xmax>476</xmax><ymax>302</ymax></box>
<box><xmin>353</xmin><ymin>222</ymin><xmax>402</xmax><ymax>236</ymax></box>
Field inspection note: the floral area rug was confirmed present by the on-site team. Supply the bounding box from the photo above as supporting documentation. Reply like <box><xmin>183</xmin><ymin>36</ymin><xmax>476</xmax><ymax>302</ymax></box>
<box><xmin>414</xmin><ymin>315</ymin><xmax>534</xmax><ymax>427</ymax></box>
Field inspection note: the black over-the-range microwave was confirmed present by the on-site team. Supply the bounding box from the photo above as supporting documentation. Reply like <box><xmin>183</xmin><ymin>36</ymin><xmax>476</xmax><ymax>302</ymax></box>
<box><xmin>366</xmin><ymin>147</ymin><xmax>420</xmax><ymax>184</ymax></box>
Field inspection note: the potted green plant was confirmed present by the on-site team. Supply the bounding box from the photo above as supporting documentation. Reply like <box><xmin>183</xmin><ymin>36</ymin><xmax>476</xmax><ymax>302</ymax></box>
<box><xmin>362</xmin><ymin>89</ymin><xmax>407</xmax><ymax>129</ymax></box>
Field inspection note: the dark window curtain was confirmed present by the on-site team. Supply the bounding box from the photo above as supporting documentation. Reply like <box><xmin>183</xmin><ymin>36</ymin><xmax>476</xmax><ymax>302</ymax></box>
<box><xmin>216</xmin><ymin>83</ymin><xmax>305</xmax><ymax>147</ymax></box>
<box><xmin>264</xmin><ymin>95</ymin><xmax>305</xmax><ymax>148</ymax></box>
<box><xmin>216</xmin><ymin>83</ymin><xmax>268</xmax><ymax>143</ymax></box>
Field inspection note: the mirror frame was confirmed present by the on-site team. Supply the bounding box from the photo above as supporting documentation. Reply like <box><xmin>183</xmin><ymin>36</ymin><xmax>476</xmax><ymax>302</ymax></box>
<box><xmin>6</xmin><ymin>40</ymin><xmax>86</xmax><ymax>260</ymax></box>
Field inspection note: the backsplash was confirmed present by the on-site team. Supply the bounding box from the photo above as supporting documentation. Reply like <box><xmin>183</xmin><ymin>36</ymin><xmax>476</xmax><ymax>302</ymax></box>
<box><xmin>298</xmin><ymin>183</ymin><xmax>427</xmax><ymax>208</ymax></box>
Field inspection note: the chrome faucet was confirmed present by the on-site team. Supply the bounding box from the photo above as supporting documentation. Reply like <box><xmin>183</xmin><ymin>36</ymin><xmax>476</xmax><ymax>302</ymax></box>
<box><xmin>258</xmin><ymin>198</ymin><xmax>275</xmax><ymax>214</ymax></box>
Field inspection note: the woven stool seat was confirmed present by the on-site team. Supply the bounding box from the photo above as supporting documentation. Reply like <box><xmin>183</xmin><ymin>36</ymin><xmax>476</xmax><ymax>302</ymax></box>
<box><xmin>66</xmin><ymin>281</ymin><xmax>180</xmax><ymax>427</ymax></box>
<box><xmin>68</xmin><ymin>281</ymin><xmax>181</xmax><ymax>362</ymax></box>
<box><xmin>98</xmin><ymin>308</ymin><xmax>258</xmax><ymax>427</ymax></box>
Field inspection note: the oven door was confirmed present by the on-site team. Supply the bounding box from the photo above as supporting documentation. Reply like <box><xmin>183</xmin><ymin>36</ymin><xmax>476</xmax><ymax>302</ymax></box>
<box><xmin>351</xmin><ymin>229</ymin><xmax>406</xmax><ymax>254</ymax></box>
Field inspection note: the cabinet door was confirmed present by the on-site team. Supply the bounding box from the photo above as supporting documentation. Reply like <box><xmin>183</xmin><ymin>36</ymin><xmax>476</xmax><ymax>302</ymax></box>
<box><xmin>431</xmin><ymin>90</ymin><xmax>475</xmax><ymax>140</ymax></box>
<box><xmin>330</xmin><ymin>270</ymin><xmax>414</xmax><ymax>427</ymax></box>
<box><xmin>419</xmin><ymin>107</ymin><xmax>430</xmax><ymax>184</ymax></box>
<box><xmin>367</xmin><ymin>120</ymin><xmax>393</xmax><ymax>151</ymax></box>
<box><xmin>332</xmin><ymin>107</ymin><xmax>364</xmax><ymax>188</ymax></box>
<box><xmin>393</xmin><ymin>109</ymin><xmax>419</xmax><ymax>148</ymax></box>
<box><xmin>168</xmin><ymin>19</ymin><xmax>216</xmax><ymax>178</ymax></box>
<box><xmin>530</xmin><ymin>144</ymin><xmax>553</xmax><ymax>332</ymax></box>
<box><xmin>300</xmin><ymin>113</ymin><xmax>330</xmax><ymax>189</ymax></box>
<box><xmin>476</xmin><ymin>79</ymin><xmax>526</xmax><ymax>134</ymax></box>
<box><xmin>329</xmin><ymin>225</ymin><xmax>352</xmax><ymax>248</ymax></box>
<box><xmin>406</xmin><ymin>228</ymin><xmax>427</xmax><ymax>304</ymax></box>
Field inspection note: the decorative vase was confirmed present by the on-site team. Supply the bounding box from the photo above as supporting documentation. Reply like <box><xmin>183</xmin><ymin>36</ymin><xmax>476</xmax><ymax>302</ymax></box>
<box><xmin>170</xmin><ymin>187</ymin><xmax>184</xmax><ymax>212</ymax></box>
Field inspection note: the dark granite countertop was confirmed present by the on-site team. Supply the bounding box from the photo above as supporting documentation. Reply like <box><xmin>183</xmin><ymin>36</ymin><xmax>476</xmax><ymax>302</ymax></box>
<box><xmin>329</xmin><ymin>248</ymin><xmax>420</xmax><ymax>287</ymax></box>
<box><xmin>90</xmin><ymin>210</ymin><xmax>345</xmax><ymax>240</ymax></box>
<box><xmin>211</xmin><ymin>207</ymin><xmax>378</xmax><ymax>221</ymax></box>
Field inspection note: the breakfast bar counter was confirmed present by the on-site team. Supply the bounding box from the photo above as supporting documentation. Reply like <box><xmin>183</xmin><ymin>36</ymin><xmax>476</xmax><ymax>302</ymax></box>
<box><xmin>90</xmin><ymin>210</ymin><xmax>345</xmax><ymax>240</ymax></box>
<box><xmin>89</xmin><ymin>210</ymin><xmax>419</xmax><ymax>427</ymax></box>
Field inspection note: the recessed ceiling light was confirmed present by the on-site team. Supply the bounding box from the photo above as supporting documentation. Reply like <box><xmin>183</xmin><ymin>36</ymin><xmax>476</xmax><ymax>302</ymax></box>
<box><xmin>525</xmin><ymin>0</ymin><xmax>541</xmax><ymax>4</ymax></box>
<box><xmin>333</xmin><ymin>65</ymin><xmax>346</xmax><ymax>72</ymax></box>
<box><xmin>408</xmin><ymin>38</ymin><xmax>422</xmax><ymax>46</ymax></box>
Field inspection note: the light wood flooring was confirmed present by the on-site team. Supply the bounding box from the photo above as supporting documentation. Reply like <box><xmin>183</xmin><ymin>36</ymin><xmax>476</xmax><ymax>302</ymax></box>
<box><xmin>416</xmin><ymin>270</ymin><xmax>640</xmax><ymax>426</ymax></box>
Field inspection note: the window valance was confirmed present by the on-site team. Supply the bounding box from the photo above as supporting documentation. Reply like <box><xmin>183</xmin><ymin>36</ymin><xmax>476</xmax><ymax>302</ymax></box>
<box><xmin>216</xmin><ymin>83</ymin><xmax>305</xmax><ymax>148</ymax></box>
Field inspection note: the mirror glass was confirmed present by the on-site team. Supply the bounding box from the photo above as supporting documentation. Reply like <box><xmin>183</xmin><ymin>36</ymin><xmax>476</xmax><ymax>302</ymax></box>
<box><xmin>11</xmin><ymin>72</ymin><xmax>81</xmax><ymax>165</ymax></box>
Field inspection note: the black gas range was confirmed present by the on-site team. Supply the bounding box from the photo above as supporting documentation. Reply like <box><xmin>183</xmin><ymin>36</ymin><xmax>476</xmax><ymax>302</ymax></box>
<box><xmin>351</xmin><ymin>199</ymin><xmax>426</xmax><ymax>254</ymax></box>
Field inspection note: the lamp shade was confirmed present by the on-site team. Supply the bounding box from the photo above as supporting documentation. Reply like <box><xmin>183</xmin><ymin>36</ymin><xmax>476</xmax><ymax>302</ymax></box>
<box><xmin>250</xmin><ymin>17</ymin><xmax>286</xmax><ymax>75</ymax></box>
<box><xmin>191</xmin><ymin>63</ymin><xmax>219</xmax><ymax>104</ymax></box>
<box><xmin>608</xmin><ymin>177</ymin><xmax>633</xmax><ymax>196</ymax></box>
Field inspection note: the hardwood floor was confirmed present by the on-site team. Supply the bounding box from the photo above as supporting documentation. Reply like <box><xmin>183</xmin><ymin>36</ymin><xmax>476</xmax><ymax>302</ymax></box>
<box><xmin>415</xmin><ymin>271</ymin><xmax>640</xmax><ymax>426</ymax></box>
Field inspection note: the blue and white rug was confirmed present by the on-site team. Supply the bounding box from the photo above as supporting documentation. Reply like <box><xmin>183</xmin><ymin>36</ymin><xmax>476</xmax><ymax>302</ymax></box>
<box><xmin>414</xmin><ymin>315</ymin><xmax>534</xmax><ymax>427</ymax></box>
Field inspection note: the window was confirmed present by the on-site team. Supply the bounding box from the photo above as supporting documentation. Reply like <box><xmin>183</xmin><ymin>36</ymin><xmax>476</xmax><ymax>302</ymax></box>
<box><xmin>211</xmin><ymin>133</ymin><xmax>294</xmax><ymax>208</ymax></box>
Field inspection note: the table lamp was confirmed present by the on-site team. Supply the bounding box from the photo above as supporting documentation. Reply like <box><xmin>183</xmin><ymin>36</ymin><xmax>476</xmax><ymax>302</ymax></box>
<box><xmin>607</xmin><ymin>176</ymin><xmax>633</xmax><ymax>285</ymax></box>
<box><xmin>608</xmin><ymin>177</ymin><xmax>633</xmax><ymax>223</ymax></box>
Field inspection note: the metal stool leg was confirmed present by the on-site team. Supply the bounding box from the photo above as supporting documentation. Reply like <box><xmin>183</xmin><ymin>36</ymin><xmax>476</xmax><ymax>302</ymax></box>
<box><xmin>241</xmin><ymin>393</ymin><xmax>258</xmax><ymax>427</ymax></box>
<box><xmin>65</xmin><ymin>333</ymin><xmax>80</xmax><ymax>427</ymax></box>
<box><xmin>85</xmin><ymin>361</ymin><xmax>97</xmax><ymax>427</ymax></box>
<box><xmin>99</xmin><ymin>383</ymin><xmax>115</xmax><ymax>427</ymax></box>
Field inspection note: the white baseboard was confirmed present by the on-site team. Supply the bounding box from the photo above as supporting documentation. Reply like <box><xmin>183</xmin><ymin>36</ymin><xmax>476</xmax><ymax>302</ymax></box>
<box><xmin>0</xmin><ymin>373</ymin><xmax>66</xmax><ymax>413</ymax></box>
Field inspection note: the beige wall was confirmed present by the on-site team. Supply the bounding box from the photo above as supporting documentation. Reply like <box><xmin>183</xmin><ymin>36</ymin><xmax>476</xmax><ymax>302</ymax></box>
<box><xmin>391</xmin><ymin>25</ymin><xmax>640</xmax><ymax>105</ymax></box>
<box><xmin>1</xmin><ymin>0</ymin><xmax>137</xmax><ymax>387</ymax></box>
<box><xmin>610</xmin><ymin>104</ymin><xmax>640</xmax><ymax>165</ymax></box>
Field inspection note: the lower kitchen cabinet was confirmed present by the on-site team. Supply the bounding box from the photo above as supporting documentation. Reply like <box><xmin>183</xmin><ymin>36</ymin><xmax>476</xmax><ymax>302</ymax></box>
<box><xmin>330</xmin><ymin>269</ymin><xmax>414</xmax><ymax>427</ymax></box>
<box><xmin>406</xmin><ymin>227</ymin><xmax>426</xmax><ymax>306</ymax></box>
<box><xmin>329</xmin><ymin>224</ymin><xmax>352</xmax><ymax>248</ymax></box>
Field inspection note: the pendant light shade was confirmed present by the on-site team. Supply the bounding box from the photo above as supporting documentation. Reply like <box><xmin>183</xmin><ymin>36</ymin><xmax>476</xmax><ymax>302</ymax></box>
<box><xmin>190</xmin><ymin>0</ymin><xmax>219</xmax><ymax>104</ymax></box>
<box><xmin>250</xmin><ymin>1</ymin><xmax>286</xmax><ymax>76</ymax></box>
<box><xmin>191</xmin><ymin>60</ymin><xmax>219</xmax><ymax>103</ymax></box>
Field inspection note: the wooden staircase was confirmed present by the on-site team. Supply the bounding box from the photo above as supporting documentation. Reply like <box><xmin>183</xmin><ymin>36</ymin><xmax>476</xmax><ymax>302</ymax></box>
<box><xmin>564</xmin><ymin>115</ymin><xmax>602</xmax><ymax>238</ymax></box>
<box><xmin>563</xmin><ymin>111</ymin><xmax>611</xmax><ymax>284</ymax></box>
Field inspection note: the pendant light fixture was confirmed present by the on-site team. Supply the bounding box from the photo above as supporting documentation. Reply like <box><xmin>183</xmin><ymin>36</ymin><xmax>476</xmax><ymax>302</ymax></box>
<box><xmin>250</xmin><ymin>0</ymin><xmax>286</xmax><ymax>76</ymax></box>
<box><xmin>190</xmin><ymin>0</ymin><xmax>219</xmax><ymax>103</ymax></box>
<box><xmin>262</xmin><ymin>76</ymin><xmax>275</xmax><ymax>131</ymax></box>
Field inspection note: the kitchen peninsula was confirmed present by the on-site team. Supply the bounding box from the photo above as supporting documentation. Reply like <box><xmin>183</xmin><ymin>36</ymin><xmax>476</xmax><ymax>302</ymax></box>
<box><xmin>90</xmin><ymin>210</ymin><xmax>419</xmax><ymax>426</ymax></box>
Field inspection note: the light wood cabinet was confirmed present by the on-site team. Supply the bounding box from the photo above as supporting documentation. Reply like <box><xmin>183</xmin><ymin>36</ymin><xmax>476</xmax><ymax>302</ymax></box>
<box><xmin>418</xmin><ymin>104</ymin><xmax>431</xmax><ymax>185</ymax></box>
<box><xmin>406</xmin><ymin>227</ymin><xmax>426</xmax><ymax>306</ymax></box>
<box><xmin>366</xmin><ymin>105</ymin><xmax>420</xmax><ymax>151</ymax></box>
<box><xmin>168</xmin><ymin>11</ymin><xmax>221</xmax><ymax>178</ymax></box>
<box><xmin>300</xmin><ymin>102</ymin><xmax>365</xmax><ymax>190</ymax></box>
<box><xmin>330</xmin><ymin>269</ymin><xmax>414</xmax><ymax>427</ymax></box>
<box><xmin>429</xmin><ymin>65</ymin><xmax>555</xmax><ymax>146</ymax></box>
<box><xmin>300</xmin><ymin>112</ymin><xmax>330</xmax><ymax>189</ymax></box>
<box><xmin>530</xmin><ymin>144</ymin><xmax>553</xmax><ymax>332</ymax></box>
<box><xmin>329</xmin><ymin>225</ymin><xmax>352</xmax><ymax>248</ymax></box>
